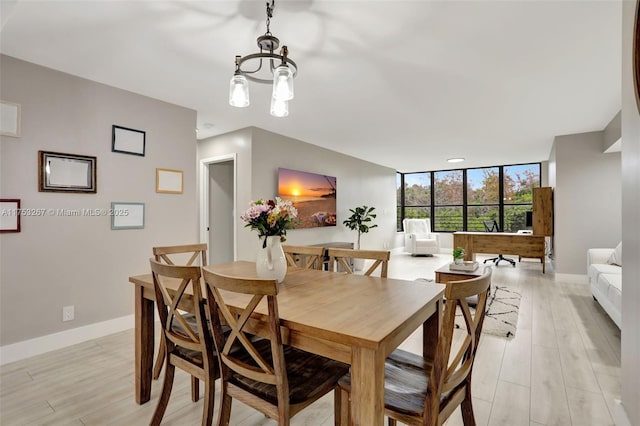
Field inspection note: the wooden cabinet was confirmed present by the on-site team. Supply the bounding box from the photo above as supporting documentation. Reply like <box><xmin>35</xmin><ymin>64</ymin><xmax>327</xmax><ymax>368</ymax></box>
<box><xmin>533</xmin><ymin>187</ymin><xmax>553</xmax><ymax>236</ymax></box>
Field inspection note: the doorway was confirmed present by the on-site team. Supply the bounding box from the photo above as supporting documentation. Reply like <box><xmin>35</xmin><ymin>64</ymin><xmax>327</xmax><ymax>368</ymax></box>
<box><xmin>199</xmin><ymin>154</ymin><xmax>236</xmax><ymax>264</ymax></box>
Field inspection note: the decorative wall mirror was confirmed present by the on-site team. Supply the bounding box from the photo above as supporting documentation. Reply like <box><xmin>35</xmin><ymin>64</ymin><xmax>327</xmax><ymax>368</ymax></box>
<box><xmin>39</xmin><ymin>151</ymin><xmax>97</xmax><ymax>193</ymax></box>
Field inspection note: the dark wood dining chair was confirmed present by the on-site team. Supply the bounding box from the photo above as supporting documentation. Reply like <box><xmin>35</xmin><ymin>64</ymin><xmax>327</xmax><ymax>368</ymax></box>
<box><xmin>282</xmin><ymin>244</ymin><xmax>325</xmax><ymax>270</ymax></box>
<box><xmin>336</xmin><ymin>267</ymin><xmax>492</xmax><ymax>426</ymax></box>
<box><xmin>327</xmin><ymin>248</ymin><xmax>391</xmax><ymax>277</ymax></box>
<box><xmin>202</xmin><ymin>269</ymin><xmax>350</xmax><ymax>425</ymax></box>
<box><xmin>152</xmin><ymin>243</ymin><xmax>208</xmax><ymax>401</ymax></box>
<box><xmin>148</xmin><ymin>258</ymin><xmax>218</xmax><ymax>426</ymax></box>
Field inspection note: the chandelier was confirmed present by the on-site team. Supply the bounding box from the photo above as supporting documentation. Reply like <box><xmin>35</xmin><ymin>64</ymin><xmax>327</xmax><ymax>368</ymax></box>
<box><xmin>229</xmin><ymin>0</ymin><xmax>298</xmax><ymax>117</ymax></box>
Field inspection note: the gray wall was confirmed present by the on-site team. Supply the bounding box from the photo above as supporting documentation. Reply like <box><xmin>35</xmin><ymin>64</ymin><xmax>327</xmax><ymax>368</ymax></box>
<box><xmin>551</xmin><ymin>131</ymin><xmax>621</xmax><ymax>274</ymax></box>
<box><xmin>198</xmin><ymin>127</ymin><xmax>397</xmax><ymax>261</ymax></box>
<box><xmin>621</xmin><ymin>1</ymin><xmax>640</xmax><ymax>424</ymax></box>
<box><xmin>0</xmin><ymin>56</ymin><xmax>198</xmax><ymax>345</ymax></box>
<box><xmin>208</xmin><ymin>161</ymin><xmax>234</xmax><ymax>264</ymax></box>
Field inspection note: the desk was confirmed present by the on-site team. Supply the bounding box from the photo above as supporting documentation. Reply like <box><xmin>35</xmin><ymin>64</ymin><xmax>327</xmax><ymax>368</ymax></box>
<box><xmin>129</xmin><ymin>261</ymin><xmax>444</xmax><ymax>425</ymax></box>
<box><xmin>453</xmin><ymin>231</ymin><xmax>546</xmax><ymax>273</ymax></box>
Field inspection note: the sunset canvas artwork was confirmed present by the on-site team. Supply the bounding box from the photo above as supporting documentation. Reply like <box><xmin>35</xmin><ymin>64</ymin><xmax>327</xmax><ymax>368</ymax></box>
<box><xmin>278</xmin><ymin>168</ymin><xmax>337</xmax><ymax>228</ymax></box>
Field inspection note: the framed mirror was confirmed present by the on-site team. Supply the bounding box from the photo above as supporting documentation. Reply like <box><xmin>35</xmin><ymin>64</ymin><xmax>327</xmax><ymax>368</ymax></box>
<box><xmin>39</xmin><ymin>151</ymin><xmax>97</xmax><ymax>193</ymax></box>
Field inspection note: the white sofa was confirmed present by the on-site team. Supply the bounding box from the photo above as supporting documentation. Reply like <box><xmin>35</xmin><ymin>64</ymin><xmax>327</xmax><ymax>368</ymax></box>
<box><xmin>403</xmin><ymin>218</ymin><xmax>439</xmax><ymax>256</ymax></box>
<box><xmin>587</xmin><ymin>246</ymin><xmax>622</xmax><ymax>328</ymax></box>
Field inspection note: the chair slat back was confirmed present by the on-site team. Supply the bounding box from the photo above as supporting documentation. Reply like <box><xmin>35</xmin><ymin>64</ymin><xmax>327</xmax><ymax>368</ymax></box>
<box><xmin>282</xmin><ymin>245</ymin><xmax>325</xmax><ymax>270</ymax></box>
<box><xmin>327</xmin><ymin>248</ymin><xmax>390</xmax><ymax>277</ymax></box>
<box><xmin>428</xmin><ymin>267</ymin><xmax>492</xmax><ymax>413</ymax></box>
<box><xmin>202</xmin><ymin>270</ymin><xmax>288</xmax><ymax>399</ymax></box>
<box><xmin>153</xmin><ymin>243</ymin><xmax>208</xmax><ymax>267</ymax></box>
<box><xmin>149</xmin><ymin>259</ymin><xmax>208</xmax><ymax>353</ymax></box>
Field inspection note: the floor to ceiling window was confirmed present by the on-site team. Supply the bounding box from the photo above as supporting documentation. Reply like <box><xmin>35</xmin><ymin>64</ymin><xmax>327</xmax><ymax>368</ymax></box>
<box><xmin>397</xmin><ymin>163</ymin><xmax>540</xmax><ymax>232</ymax></box>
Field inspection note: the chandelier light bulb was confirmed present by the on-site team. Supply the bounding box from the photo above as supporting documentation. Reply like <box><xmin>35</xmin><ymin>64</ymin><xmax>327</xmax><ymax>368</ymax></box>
<box><xmin>272</xmin><ymin>64</ymin><xmax>294</xmax><ymax>101</ymax></box>
<box><xmin>229</xmin><ymin>74</ymin><xmax>250</xmax><ymax>107</ymax></box>
<box><xmin>270</xmin><ymin>97</ymin><xmax>289</xmax><ymax>117</ymax></box>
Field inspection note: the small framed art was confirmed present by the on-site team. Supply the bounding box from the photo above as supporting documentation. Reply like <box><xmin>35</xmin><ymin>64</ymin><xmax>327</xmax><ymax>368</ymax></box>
<box><xmin>0</xmin><ymin>101</ymin><xmax>21</xmax><ymax>137</ymax></box>
<box><xmin>111</xmin><ymin>202</ymin><xmax>145</xmax><ymax>230</ymax></box>
<box><xmin>156</xmin><ymin>168</ymin><xmax>183</xmax><ymax>194</ymax></box>
<box><xmin>39</xmin><ymin>151</ymin><xmax>97</xmax><ymax>193</ymax></box>
<box><xmin>0</xmin><ymin>199</ymin><xmax>21</xmax><ymax>233</ymax></box>
<box><xmin>112</xmin><ymin>125</ymin><xmax>145</xmax><ymax>156</ymax></box>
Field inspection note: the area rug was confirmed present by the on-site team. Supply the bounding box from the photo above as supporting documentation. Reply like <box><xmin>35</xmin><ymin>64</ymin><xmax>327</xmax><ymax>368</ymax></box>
<box><xmin>414</xmin><ymin>279</ymin><xmax>521</xmax><ymax>339</ymax></box>
<box><xmin>478</xmin><ymin>285</ymin><xmax>521</xmax><ymax>338</ymax></box>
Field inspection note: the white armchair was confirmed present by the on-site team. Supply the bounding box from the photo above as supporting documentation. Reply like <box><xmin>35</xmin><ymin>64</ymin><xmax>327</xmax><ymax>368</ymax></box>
<box><xmin>403</xmin><ymin>218</ymin><xmax>439</xmax><ymax>256</ymax></box>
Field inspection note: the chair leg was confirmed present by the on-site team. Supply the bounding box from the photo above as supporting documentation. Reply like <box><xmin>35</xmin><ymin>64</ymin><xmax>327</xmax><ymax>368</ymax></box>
<box><xmin>334</xmin><ymin>387</ymin><xmax>350</xmax><ymax>426</ymax></box>
<box><xmin>217</xmin><ymin>384</ymin><xmax>233</xmax><ymax>426</ymax></box>
<box><xmin>201</xmin><ymin>378</ymin><xmax>215</xmax><ymax>426</ymax></box>
<box><xmin>191</xmin><ymin>376</ymin><xmax>200</xmax><ymax>402</ymax></box>
<box><xmin>460</xmin><ymin>389</ymin><xmax>476</xmax><ymax>426</ymax></box>
<box><xmin>150</xmin><ymin>363</ymin><xmax>175</xmax><ymax>426</ymax></box>
<box><xmin>388</xmin><ymin>418</ymin><xmax>397</xmax><ymax>426</ymax></box>
<box><xmin>153</xmin><ymin>336</ymin><xmax>166</xmax><ymax>380</ymax></box>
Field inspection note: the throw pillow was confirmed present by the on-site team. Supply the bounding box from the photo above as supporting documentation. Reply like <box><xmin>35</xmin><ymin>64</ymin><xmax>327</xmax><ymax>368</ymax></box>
<box><xmin>607</xmin><ymin>242</ymin><xmax>622</xmax><ymax>266</ymax></box>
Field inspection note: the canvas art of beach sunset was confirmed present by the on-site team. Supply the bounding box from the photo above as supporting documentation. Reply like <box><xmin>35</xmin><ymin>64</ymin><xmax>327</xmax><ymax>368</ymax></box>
<box><xmin>278</xmin><ymin>168</ymin><xmax>337</xmax><ymax>228</ymax></box>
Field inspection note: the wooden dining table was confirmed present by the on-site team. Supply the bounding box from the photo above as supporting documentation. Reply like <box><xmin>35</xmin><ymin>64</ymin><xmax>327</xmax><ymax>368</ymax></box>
<box><xmin>129</xmin><ymin>261</ymin><xmax>444</xmax><ymax>425</ymax></box>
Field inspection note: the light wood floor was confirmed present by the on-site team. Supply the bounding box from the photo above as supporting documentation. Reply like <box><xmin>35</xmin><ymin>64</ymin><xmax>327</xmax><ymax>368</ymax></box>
<box><xmin>0</xmin><ymin>253</ymin><xmax>621</xmax><ymax>425</ymax></box>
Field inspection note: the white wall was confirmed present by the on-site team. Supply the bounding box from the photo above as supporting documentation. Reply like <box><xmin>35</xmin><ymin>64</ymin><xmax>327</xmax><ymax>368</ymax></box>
<box><xmin>551</xmin><ymin>131</ymin><xmax>621</xmax><ymax>274</ymax></box>
<box><xmin>197</xmin><ymin>127</ymin><xmax>397</xmax><ymax>260</ymax></box>
<box><xmin>0</xmin><ymin>55</ymin><xmax>198</xmax><ymax>346</ymax></box>
<box><xmin>620</xmin><ymin>1</ymin><xmax>640</xmax><ymax>424</ymax></box>
<box><xmin>603</xmin><ymin>111</ymin><xmax>622</xmax><ymax>151</ymax></box>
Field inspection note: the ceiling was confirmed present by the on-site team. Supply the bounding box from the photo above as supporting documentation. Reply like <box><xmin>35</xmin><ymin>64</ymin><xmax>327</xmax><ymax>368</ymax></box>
<box><xmin>0</xmin><ymin>0</ymin><xmax>622</xmax><ymax>172</ymax></box>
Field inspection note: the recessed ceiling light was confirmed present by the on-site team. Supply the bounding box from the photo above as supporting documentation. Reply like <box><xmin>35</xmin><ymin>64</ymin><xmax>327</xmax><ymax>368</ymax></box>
<box><xmin>447</xmin><ymin>157</ymin><xmax>465</xmax><ymax>163</ymax></box>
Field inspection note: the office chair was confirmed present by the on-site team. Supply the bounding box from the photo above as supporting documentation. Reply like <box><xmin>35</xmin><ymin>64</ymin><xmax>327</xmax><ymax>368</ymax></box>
<box><xmin>483</xmin><ymin>220</ymin><xmax>516</xmax><ymax>267</ymax></box>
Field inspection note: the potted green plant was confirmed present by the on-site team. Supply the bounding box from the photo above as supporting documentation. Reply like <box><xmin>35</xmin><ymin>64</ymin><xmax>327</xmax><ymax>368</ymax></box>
<box><xmin>453</xmin><ymin>246</ymin><xmax>465</xmax><ymax>264</ymax></box>
<box><xmin>343</xmin><ymin>205</ymin><xmax>378</xmax><ymax>250</ymax></box>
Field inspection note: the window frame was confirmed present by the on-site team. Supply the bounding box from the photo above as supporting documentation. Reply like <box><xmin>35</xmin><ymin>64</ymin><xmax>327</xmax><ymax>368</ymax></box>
<box><xmin>397</xmin><ymin>162</ymin><xmax>541</xmax><ymax>233</ymax></box>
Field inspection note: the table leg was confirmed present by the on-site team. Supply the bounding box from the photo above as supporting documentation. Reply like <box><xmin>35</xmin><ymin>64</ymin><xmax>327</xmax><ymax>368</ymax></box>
<box><xmin>423</xmin><ymin>298</ymin><xmax>442</xmax><ymax>364</ymax></box>
<box><xmin>135</xmin><ymin>285</ymin><xmax>154</xmax><ymax>404</ymax></box>
<box><xmin>350</xmin><ymin>346</ymin><xmax>385</xmax><ymax>425</ymax></box>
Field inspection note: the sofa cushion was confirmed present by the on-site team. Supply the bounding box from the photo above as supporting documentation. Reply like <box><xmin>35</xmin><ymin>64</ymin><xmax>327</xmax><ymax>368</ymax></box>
<box><xmin>599</xmin><ymin>273</ymin><xmax>622</xmax><ymax>314</ymax></box>
<box><xmin>607</xmin><ymin>242</ymin><xmax>622</xmax><ymax>266</ymax></box>
<box><xmin>588</xmin><ymin>263</ymin><xmax>622</xmax><ymax>284</ymax></box>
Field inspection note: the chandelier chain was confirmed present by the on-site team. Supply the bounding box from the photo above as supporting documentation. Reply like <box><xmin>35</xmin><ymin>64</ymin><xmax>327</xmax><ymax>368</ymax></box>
<box><xmin>265</xmin><ymin>0</ymin><xmax>275</xmax><ymax>35</ymax></box>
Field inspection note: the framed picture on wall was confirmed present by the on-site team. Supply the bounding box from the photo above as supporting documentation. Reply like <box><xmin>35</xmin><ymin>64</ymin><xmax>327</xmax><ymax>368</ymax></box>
<box><xmin>111</xmin><ymin>202</ymin><xmax>145</xmax><ymax>230</ymax></box>
<box><xmin>0</xmin><ymin>199</ymin><xmax>21</xmax><ymax>233</ymax></box>
<box><xmin>38</xmin><ymin>151</ymin><xmax>97</xmax><ymax>193</ymax></box>
<box><xmin>112</xmin><ymin>125</ymin><xmax>146</xmax><ymax>156</ymax></box>
<box><xmin>0</xmin><ymin>100</ymin><xmax>21</xmax><ymax>137</ymax></box>
<box><xmin>156</xmin><ymin>168</ymin><xmax>183</xmax><ymax>194</ymax></box>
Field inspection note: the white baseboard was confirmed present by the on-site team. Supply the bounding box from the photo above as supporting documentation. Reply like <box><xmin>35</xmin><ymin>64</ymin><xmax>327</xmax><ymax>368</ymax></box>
<box><xmin>0</xmin><ymin>315</ymin><xmax>135</xmax><ymax>366</ymax></box>
<box><xmin>613</xmin><ymin>399</ymin><xmax>633</xmax><ymax>426</ymax></box>
<box><xmin>554</xmin><ymin>273</ymin><xmax>589</xmax><ymax>284</ymax></box>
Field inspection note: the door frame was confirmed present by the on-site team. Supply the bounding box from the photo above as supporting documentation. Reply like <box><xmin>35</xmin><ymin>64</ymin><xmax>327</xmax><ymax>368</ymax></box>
<box><xmin>199</xmin><ymin>153</ymin><xmax>237</xmax><ymax>261</ymax></box>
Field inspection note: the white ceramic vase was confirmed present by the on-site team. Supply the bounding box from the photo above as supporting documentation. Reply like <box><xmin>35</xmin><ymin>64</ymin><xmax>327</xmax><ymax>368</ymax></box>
<box><xmin>256</xmin><ymin>235</ymin><xmax>287</xmax><ymax>283</ymax></box>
